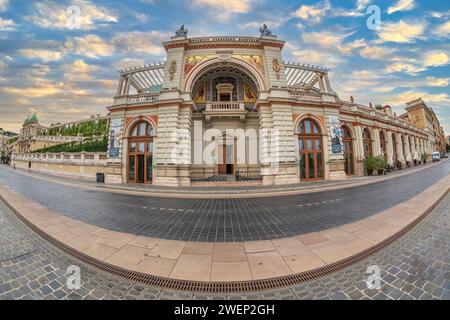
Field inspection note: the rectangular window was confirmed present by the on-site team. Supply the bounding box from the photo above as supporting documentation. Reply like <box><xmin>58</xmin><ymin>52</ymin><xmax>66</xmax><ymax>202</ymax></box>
<box><xmin>129</xmin><ymin>142</ymin><xmax>136</xmax><ymax>153</ymax></box>
<box><xmin>129</xmin><ymin>155</ymin><xmax>135</xmax><ymax>180</ymax></box>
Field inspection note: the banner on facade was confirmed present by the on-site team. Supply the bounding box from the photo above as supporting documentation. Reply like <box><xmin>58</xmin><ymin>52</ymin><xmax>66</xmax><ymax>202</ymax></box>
<box><xmin>109</xmin><ymin>119</ymin><xmax>122</xmax><ymax>158</ymax></box>
<box><xmin>328</xmin><ymin>115</ymin><xmax>343</xmax><ymax>154</ymax></box>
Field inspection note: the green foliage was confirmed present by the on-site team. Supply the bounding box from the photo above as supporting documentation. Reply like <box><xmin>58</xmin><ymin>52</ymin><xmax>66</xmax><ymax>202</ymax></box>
<box><xmin>44</xmin><ymin>118</ymin><xmax>109</xmax><ymax>137</ymax></box>
<box><xmin>32</xmin><ymin>137</ymin><xmax>108</xmax><ymax>153</ymax></box>
<box><xmin>363</xmin><ymin>156</ymin><xmax>386</xmax><ymax>171</ymax></box>
<box><xmin>421</xmin><ymin>152</ymin><xmax>428</xmax><ymax>161</ymax></box>
<box><xmin>7</xmin><ymin>136</ymin><xmax>19</xmax><ymax>144</ymax></box>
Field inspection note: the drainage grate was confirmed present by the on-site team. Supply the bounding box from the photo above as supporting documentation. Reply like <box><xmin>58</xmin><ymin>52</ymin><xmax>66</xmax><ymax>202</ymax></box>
<box><xmin>1</xmin><ymin>188</ymin><xmax>448</xmax><ymax>294</ymax></box>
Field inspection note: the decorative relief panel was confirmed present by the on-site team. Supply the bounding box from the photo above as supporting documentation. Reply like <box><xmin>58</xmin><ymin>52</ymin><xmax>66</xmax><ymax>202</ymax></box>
<box><xmin>184</xmin><ymin>55</ymin><xmax>212</xmax><ymax>78</ymax></box>
<box><xmin>234</xmin><ymin>55</ymin><xmax>265</xmax><ymax>75</ymax></box>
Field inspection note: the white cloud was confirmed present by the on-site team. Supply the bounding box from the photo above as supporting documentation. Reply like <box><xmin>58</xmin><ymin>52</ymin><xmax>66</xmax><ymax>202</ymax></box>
<box><xmin>18</xmin><ymin>48</ymin><xmax>64</xmax><ymax>62</ymax></box>
<box><xmin>423</xmin><ymin>51</ymin><xmax>449</xmax><ymax>67</ymax></box>
<box><xmin>25</xmin><ymin>0</ymin><xmax>117</xmax><ymax>30</ymax></box>
<box><xmin>356</xmin><ymin>0</ymin><xmax>371</xmax><ymax>11</ymax></box>
<box><xmin>0</xmin><ymin>17</ymin><xmax>16</xmax><ymax>31</ymax></box>
<box><xmin>384</xmin><ymin>51</ymin><xmax>449</xmax><ymax>75</ymax></box>
<box><xmin>387</xmin><ymin>0</ymin><xmax>416</xmax><ymax>15</ymax></box>
<box><xmin>291</xmin><ymin>49</ymin><xmax>344</xmax><ymax>68</ymax></box>
<box><xmin>113</xmin><ymin>58</ymin><xmax>146</xmax><ymax>70</ymax></box>
<box><xmin>0</xmin><ymin>0</ymin><xmax>8</xmax><ymax>12</ymax></box>
<box><xmin>192</xmin><ymin>0</ymin><xmax>255</xmax><ymax>22</ymax></box>
<box><xmin>113</xmin><ymin>31</ymin><xmax>167</xmax><ymax>56</ymax></box>
<box><xmin>426</xmin><ymin>77</ymin><xmax>449</xmax><ymax>87</ymax></box>
<box><xmin>389</xmin><ymin>90</ymin><xmax>450</xmax><ymax>105</ymax></box>
<box><xmin>376</xmin><ymin>20</ymin><xmax>426</xmax><ymax>43</ymax></box>
<box><xmin>295</xmin><ymin>0</ymin><xmax>331</xmax><ymax>24</ymax></box>
<box><xmin>65</xmin><ymin>34</ymin><xmax>115</xmax><ymax>58</ymax></box>
<box><xmin>360</xmin><ymin>46</ymin><xmax>394</xmax><ymax>60</ymax></box>
<box><xmin>434</xmin><ymin>21</ymin><xmax>450</xmax><ymax>38</ymax></box>
<box><xmin>61</xmin><ymin>60</ymin><xmax>100</xmax><ymax>81</ymax></box>
<box><xmin>302</xmin><ymin>30</ymin><xmax>366</xmax><ymax>55</ymax></box>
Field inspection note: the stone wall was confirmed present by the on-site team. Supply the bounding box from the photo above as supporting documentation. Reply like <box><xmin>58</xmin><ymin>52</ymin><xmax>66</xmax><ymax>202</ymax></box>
<box><xmin>11</xmin><ymin>152</ymin><xmax>116</xmax><ymax>182</ymax></box>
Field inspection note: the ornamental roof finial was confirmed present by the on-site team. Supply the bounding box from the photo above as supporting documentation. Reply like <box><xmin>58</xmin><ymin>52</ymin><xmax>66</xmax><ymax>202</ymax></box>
<box><xmin>175</xmin><ymin>25</ymin><xmax>188</xmax><ymax>38</ymax></box>
<box><xmin>259</xmin><ymin>24</ymin><xmax>273</xmax><ymax>36</ymax></box>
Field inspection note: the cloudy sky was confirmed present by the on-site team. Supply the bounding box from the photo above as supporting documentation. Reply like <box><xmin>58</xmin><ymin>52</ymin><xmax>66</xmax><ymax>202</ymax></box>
<box><xmin>0</xmin><ymin>0</ymin><xmax>449</xmax><ymax>133</ymax></box>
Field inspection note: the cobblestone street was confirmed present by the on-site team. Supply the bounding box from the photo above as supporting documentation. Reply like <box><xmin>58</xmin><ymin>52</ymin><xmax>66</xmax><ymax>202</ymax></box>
<box><xmin>1</xmin><ymin>191</ymin><xmax>449</xmax><ymax>300</ymax></box>
<box><xmin>0</xmin><ymin>161</ymin><xmax>448</xmax><ymax>242</ymax></box>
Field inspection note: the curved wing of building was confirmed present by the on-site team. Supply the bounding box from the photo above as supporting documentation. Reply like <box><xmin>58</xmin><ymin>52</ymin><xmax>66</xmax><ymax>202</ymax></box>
<box><xmin>106</xmin><ymin>29</ymin><xmax>431</xmax><ymax>186</ymax></box>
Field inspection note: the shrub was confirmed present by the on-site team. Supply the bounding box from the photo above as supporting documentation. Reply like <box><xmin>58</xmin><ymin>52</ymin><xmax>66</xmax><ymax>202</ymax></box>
<box><xmin>363</xmin><ymin>156</ymin><xmax>386</xmax><ymax>171</ymax></box>
<box><xmin>32</xmin><ymin>137</ymin><xmax>108</xmax><ymax>153</ymax></box>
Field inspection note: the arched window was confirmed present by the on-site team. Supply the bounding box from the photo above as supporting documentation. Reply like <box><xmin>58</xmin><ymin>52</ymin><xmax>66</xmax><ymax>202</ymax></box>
<box><xmin>128</xmin><ymin>120</ymin><xmax>154</xmax><ymax>184</ymax></box>
<box><xmin>297</xmin><ymin>118</ymin><xmax>323</xmax><ymax>180</ymax></box>
<box><xmin>362</xmin><ymin>128</ymin><xmax>373</xmax><ymax>158</ymax></box>
<box><xmin>379</xmin><ymin>131</ymin><xmax>387</xmax><ymax>161</ymax></box>
<box><xmin>342</xmin><ymin>126</ymin><xmax>354</xmax><ymax>175</ymax></box>
<box><xmin>130</xmin><ymin>121</ymin><xmax>153</xmax><ymax>137</ymax></box>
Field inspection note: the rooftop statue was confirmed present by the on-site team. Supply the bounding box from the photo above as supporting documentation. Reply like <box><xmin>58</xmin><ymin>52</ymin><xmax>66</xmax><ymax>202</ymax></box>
<box><xmin>259</xmin><ymin>24</ymin><xmax>272</xmax><ymax>36</ymax></box>
<box><xmin>175</xmin><ymin>25</ymin><xmax>188</xmax><ymax>37</ymax></box>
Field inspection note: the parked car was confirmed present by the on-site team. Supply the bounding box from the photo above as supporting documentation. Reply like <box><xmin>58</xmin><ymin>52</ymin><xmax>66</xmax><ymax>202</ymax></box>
<box><xmin>443</xmin><ymin>153</ymin><xmax>449</xmax><ymax>159</ymax></box>
<box><xmin>432</xmin><ymin>151</ymin><xmax>441</xmax><ymax>161</ymax></box>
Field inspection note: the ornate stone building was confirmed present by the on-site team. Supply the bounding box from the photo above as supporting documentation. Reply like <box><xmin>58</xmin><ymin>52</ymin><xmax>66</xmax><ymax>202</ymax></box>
<box><xmin>106</xmin><ymin>28</ymin><xmax>431</xmax><ymax>186</ymax></box>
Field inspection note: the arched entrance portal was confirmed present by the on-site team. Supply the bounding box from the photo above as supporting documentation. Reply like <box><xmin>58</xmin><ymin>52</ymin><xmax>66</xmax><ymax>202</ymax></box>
<box><xmin>297</xmin><ymin>118</ymin><xmax>324</xmax><ymax>181</ymax></box>
<box><xmin>128</xmin><ymin>121</ymin><xmax>154</xmax><ymax>183</ymax></box>
<box><xmin>189</xmin><ymin>59</ymin><xmax>261</xmax><ymax>181</ymax></box>
<box><xmin>342</xmin><ymin>126</ymin><xmax>354</xmax><ymax>175</ymax></box>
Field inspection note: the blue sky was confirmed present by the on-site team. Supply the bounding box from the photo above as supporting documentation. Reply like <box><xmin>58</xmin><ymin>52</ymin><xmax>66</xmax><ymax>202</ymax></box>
<box><xmin>0</xmin><ymin>0</ymin><xmax>449</xmax><ymax>133</ymax></box>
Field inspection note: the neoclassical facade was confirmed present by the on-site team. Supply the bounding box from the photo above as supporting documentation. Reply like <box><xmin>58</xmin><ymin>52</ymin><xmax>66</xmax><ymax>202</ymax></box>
<box><xmin>106</xmin><ymin>28</ymin><xmax>431</xmax><ymax>187</ymax></box>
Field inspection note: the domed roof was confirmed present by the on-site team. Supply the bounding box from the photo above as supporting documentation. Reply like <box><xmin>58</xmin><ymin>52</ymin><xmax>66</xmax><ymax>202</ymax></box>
<box><xmin>29</xmin><ymin>113</ymin><xmax>38</xmax><ymax>122</ymax></box>
<box><xmin>24</xmin><ymin>113</ymin><xmax>38</xmax><ymax>125</ymax></box>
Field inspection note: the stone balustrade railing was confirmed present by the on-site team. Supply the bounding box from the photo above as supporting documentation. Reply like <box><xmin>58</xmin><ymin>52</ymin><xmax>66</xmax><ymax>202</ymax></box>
<box><xmin>12</xmin><ymin>152</ymin><xmax>108</xmax><ymax>165</ymax></box>
<box><xmin>18</xmin><ymin>135</ymin><xmax>83</xmax><ymax>143</ymax></box>
<box><xmin>339</xmin><ymin>100</ymin><xmax>426</xmax><ymax>135</ymax></box>
<box><xmin>206</xmin><ymin>102</ymin><xmax>245</xmax><ymax>111</ymax></box>
<box><xmin>112</xmin><ymin>93</ymin><xmax>160</xmax><ymax>106</ymax></box>
<box><xmin>128</xmin><ymin>93</ymin><xmax>160</xmax><ymax>104</ymax></box>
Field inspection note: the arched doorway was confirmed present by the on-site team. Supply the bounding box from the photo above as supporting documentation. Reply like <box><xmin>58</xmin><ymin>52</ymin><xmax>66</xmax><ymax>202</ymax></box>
<box><xmin>297</xmin><ymin>118</ymin><xmax>324</xmax><ymax>181</ymax></box>
<box><xmin>362</xmin><ymin>128</ymin><xmax>373</xmax><ymax>158</ymax></box>
<box><xmin>342</xmin><ymin>126</ymin><xmax>354</xmax><ymax>175</ymax></box>
<box><xmin>128</xmin><ymin>120</ymin><xmax>154</xmax><ymax>184</ymax></box>
<box><xmin>379</xmin><ymin>130</ymin><xmax>387</xmax><ymax>161</ymax></box>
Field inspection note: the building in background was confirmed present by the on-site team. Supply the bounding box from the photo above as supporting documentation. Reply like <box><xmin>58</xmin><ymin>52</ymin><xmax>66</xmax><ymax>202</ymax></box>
<box><xmin>15</xmin><ymin>113</ymin><xmax>108</xmax><ymax>154</ymax></box>
<box><xmin>404</xmin><ymin>98</ymin><xmax>446</xmax><ymax>156</ymax></box>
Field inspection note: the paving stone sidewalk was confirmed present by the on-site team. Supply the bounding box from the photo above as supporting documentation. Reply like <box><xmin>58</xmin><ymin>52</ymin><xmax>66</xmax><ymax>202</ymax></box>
<box><xmin>0</xmin><ymin>193</ymin><xmax>449</xmax><ymax>300</ymax></box>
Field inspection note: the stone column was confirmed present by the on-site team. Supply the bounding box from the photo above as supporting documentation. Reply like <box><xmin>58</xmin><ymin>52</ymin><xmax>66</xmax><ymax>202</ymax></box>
<box><xmin>354</xmin><ymin>124</ymin><xmax>365</xmax><ymax>176</ymax></box>
<box><xmin>259</xmin><ymin>103</ymin><xmax>299</xmax><ymax>185</ymax></box>
<box><xmin>396</xmin><ymin>132</ymin><xmax>405</xmax><ymax>165</ymax></box>
<box><xmin>386</xmin><ymin>130</ymin><xmax>394</xmax><ymax>166</ymax></box>
<box><xmin>405</xmin><ymin>135</ymin><xmax>411</xmax><ymax>163</ymax></box>
<box><xmin>373</xmin><ymin>129</ymin><xmax>381</xmax><ymax>157</ymax></box>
